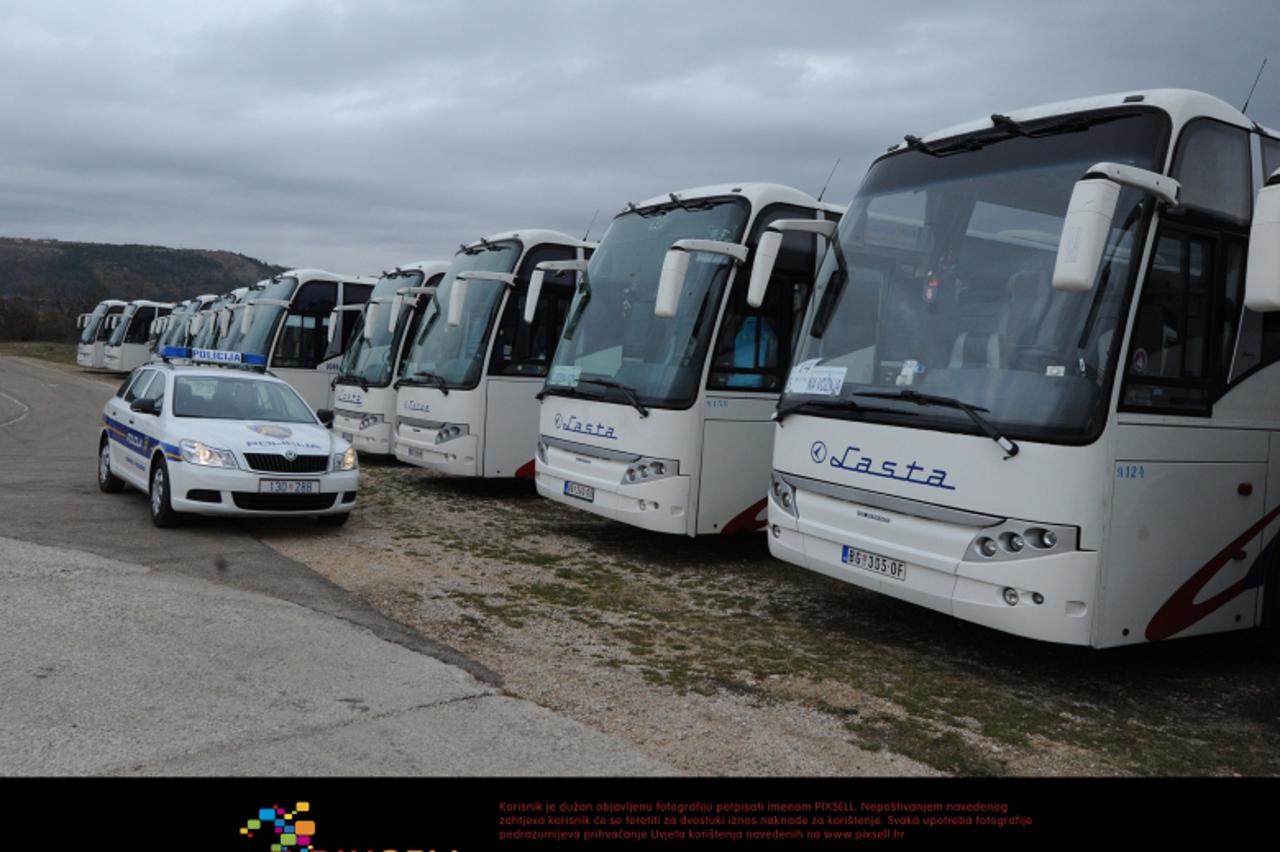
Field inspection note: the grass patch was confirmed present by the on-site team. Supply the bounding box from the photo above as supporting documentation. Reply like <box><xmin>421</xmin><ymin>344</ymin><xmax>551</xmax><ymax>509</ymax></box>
<box><xmin>0</xmin><ymin>341</ymin><xmax>77</xmax><ymax>366</ymax></box>
<box><xmin>349</xmin><ymin>464</ymin><xmax>1280</xmax><ymax>777</ymax></box>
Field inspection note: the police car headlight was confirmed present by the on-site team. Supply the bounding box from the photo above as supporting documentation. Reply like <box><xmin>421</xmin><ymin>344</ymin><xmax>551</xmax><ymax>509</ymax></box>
<box><xmin>180</xmin><ymin>439</ymin><xmax>238</xmax><ymax>468</ymax></box>
<box><xmin>333</xmin><ymin>446</ymin><xmax>358</xmax><ymax>471</ymax></box>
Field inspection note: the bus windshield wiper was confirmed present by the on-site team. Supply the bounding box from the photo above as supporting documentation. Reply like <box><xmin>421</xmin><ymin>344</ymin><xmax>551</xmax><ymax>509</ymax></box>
<box><xmin>906</xmin><ymin>111</ymin><xmax>1139</xmax><ymax>158</ymax></box>
<box><xmin>577</xmin><ymin>374</ymin><xmax>649</xmax><ymax>418</ymax></box>
<box><xmin>774</xmin><ymin>395</ymin><xmax>914</xmax><ymax>424</ymax></box>
<box><xmin>405</xmin><ymin>371</ymin><xmax>449</xmax><ymax>395</ymax></box>
<box><xmin>774</xmin><ymin>396</ymin><xmax>860</xmax><ymax>424</ymax></box>
<box><xmin>854</xmin><ymin>389</ymin><xmax>1019</xmax><ymax>458</ymax></box>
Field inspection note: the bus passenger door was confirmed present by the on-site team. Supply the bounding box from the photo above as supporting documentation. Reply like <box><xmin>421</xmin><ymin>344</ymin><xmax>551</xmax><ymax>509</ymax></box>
<box><xmin>1101</xmin><ymin>223</ymin><xmax>1264</xmax><ymax>645</ymax></box>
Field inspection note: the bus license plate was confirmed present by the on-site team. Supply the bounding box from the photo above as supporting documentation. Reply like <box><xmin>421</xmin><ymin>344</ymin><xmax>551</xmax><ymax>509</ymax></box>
<box><xmin>563</xmin><ymin>480</ymin><xmax>595</xmax><ymax>502</ymax></box>
<box><xmin>259</xmin><ymin>479</ymin><xmax>320</xmax><ymax>495</ymax></box>
<box><xmin>341</xmin><ymin>431</ymin><xmax>354</xmax><ymax>442</ymax></box>
<box><xmin>842</xmin><ymin>546</ymin><xmax>907</xmax><ymax>581</ymax></box>
<box><xmin>406</xmin><ymin>446</ymin><xmax>425</xmax><ymax>459</ymax></box>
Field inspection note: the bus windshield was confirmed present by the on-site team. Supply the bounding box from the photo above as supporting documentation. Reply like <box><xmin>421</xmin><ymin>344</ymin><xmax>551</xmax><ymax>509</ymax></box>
<box><xmin>80</xmin><ymin>305</ymin><xmax>108</xmax><ymax>344</ymax></box>
<box><xmin>107</xmin><ymin>305</ymin><xmax>137</xmax><ymax>346</ymax></box>
<box><xmin>783</xmin><ymin>108</ymin><xmax>1170</xmax><ymax>443</ymax></box>
<box><xmin>158</xmin><ymin>309</ymin><xmax>192</xmax><ymax>350</ymax></box>
<box><xmin>399</xmin><ymin>242</ymin><xmax>520</xmax><ymax>390</ymax></box>
<box><xmin>339</xmin><ymin>270</ymin><xmax>425</xmax><ymax>386</ymax></box>
<box><xmin>545</xmin><ymin>197</ymin><xmax>749</xmax><ymax>409</ymax></box>
<box><xmin>191</xmin><ymin>302</ymin><xmax>227</xmax><ymax>350</ymax></box>
<box><xmin>238</xmin><ymin>278</ymin><xmax>298</xmax><ymax>357</ymax></box>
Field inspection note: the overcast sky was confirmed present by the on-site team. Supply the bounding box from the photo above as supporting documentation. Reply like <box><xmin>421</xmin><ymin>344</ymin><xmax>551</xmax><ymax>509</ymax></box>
<box><xmin>2</xmin><ymin>0</ymin><xmax>1278</xmax><ymax>274</ymax></box>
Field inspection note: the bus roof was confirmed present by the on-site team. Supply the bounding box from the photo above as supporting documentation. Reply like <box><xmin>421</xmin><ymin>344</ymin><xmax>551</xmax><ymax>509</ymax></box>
<box><xmin>913</xmin><ymin>88</ymin><xmax>1279</xmax><ymax>148</ymax></box>
<box><xmin>274</xmin><ymin>269</ymin><xmax>379</xmax><ymax>285</ymax></box>
<box><xmin>630</xmin><ymin>182</ymin><xmax>845</xmax><ymax>217</ymax></box>
<box><xmin>457</xmin><ymin>230</ymin><xmax>595</xmax><ymax>254</ymax></box>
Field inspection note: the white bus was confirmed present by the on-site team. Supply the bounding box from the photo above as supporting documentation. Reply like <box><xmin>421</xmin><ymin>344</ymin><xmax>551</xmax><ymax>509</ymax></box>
<box><xmin>76</xmin><ymin>299</ymin><xmax>128</xmax><ymax>369</ymax></box>
<box><xmin>394</xmin><ymin>231</ymin><xmax>595</xmax><ymax>478</ymax></box>
<box><xmin>103</xmin><ymin>299</ymin><xmax>174</xmax><ymax>372</ymax></box>
<box><xmin>755</xmin><ymin>88</ymin><xmax>1280</xmax><ymax>647</ymax></box>
<box><xmin>535</xmin><ymin>183</ymin><xmax>842</xmax><ymax>535</ymax></box>
<box><xmin>152</xmin><ymin>294</ymin><xmax>218</xmax><ymax>363</ymax></box>
<box><xmin>199</xmin><ymin>270</ymin><xmax>376</xmax><ymax>409</ymax></box>
<box><xmin>329</xmin><ymin>261</ymin><xmax>451</xmax><ymax>454</ymax></box>
<box><xmin>160</xmin><ymin>286</ymin><xmax>252</xmax><ymax>365</ymax></box>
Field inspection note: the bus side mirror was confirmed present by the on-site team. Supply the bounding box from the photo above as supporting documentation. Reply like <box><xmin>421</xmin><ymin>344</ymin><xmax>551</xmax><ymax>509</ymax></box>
<box><xmin>240</xmin><ymin>304</ymin><xmax>254</xmax><ymax>335</ymax></box>
<box><xmin>1053</xmin><ymin>162</ymin><xmax>1180</xmax><ymax>292</ymax></box>
<box><xmin>655</xmin><ymin>240</ymin><xmax>749</xmax><ymax>318</ymax></box>
<box><xmin>448</xmin><ymin>277</ymin><xmax>469</xmax><ymax>327</ymax></box>
<box><xmin>77</xmin><ymin>314</ymin><xmax>88</xmax><ymax>329</ymax></box>
<box><xmin>363</xmin><ymin>303</ymin><xmax>378</xmax><ymax>341</ymax></box>
<box><xmin>524</xmin><ymin>260</ymin><xmax>589</xmax><ymax>323</ymax></box>
<box><xmin>1245</xmin><ymin>173</ymin><xmax>1280</xmax><ymax>311</ymax></box>
<box><xmin>327</xmin><ymin>309</ymin><xmax>338</xmax><ymax>343</ymax></box>
<box><xmin>655</xmin><ymin>249</ymin><xmax>691</xmax><ymax>318</ymax></box>
<box><xmin>746</xmin><ymin>219</ymin><xmax>840</xmax><ymax>308</ymax></box>
<box><xmin>219</xmin><ymin>310</ymin><xmax>230</xmax><ymax>338</ymax></box>
<box><xmin>1052</xmin><ymin>178</ymin><xmax>1120</xmax><ymax>292</ymax></box>
<box><xmin>525</xmin><ymin>270</ymin><xmax>546</xmax><ymax>324</ymax></box>
<box><xmin>389</xmin><ymin>294</ymin><xmax>403</xmax><ymax>332</ymax></box>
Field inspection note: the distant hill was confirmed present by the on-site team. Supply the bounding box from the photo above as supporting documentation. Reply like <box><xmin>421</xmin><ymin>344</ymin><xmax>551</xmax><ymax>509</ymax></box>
<box><xmin>0</xmin><ymin>236</ymin><xmax>285</xmax><ymax>302</ymax></box>
<box><xmin>0</xmin><ymin>236</ymin><xmax>286</xmax><ymax>340</ymax></box>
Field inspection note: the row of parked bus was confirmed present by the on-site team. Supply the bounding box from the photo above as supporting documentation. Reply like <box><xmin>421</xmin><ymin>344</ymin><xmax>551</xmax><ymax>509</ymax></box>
<box><xmin>75</xmin><ymin>88</ymin><xmax>1280</xmax><ymax>650</ymax></box>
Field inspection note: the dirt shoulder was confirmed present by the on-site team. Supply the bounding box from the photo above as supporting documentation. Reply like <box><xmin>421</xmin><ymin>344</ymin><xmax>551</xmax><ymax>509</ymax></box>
<box><xmin>261</xmin><ymin>462</ymin><xmax>1280</xmax><ymax>777</ymax></box>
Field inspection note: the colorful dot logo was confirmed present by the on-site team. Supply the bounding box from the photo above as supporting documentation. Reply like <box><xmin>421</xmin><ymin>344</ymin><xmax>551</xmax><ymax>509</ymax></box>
<box><xmin>239</xmin><ymin>801</ymin><xmax>314</xmax><ymax>852</ymax></box>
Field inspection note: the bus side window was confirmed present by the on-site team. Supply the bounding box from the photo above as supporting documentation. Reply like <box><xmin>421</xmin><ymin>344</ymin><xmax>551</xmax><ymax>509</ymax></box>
<box><xmin>488</xmin><ymin>245</ymin><xmax>580</xmax><ymax>377</ymax></box>
<box><xmin>1120</xmin><ymin>230</ymin><xmax>1213</xmax><ymax>413</ymax></box>
<box><xmin>708</xmin><ymin>205</ymin><xmax>820</xmax><ymax>391</ymax></box>
<box><xmin>274</xmin><ymin>282</ymin><xmax>337</xmax><ymax>369</ymax></box>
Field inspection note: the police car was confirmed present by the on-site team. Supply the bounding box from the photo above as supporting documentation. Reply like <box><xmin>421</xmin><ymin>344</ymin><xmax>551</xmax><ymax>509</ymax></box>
<box><xmin>98</xmin><ymin>364</ymin><xmax>359</xmax><ymax>527</ymax></box>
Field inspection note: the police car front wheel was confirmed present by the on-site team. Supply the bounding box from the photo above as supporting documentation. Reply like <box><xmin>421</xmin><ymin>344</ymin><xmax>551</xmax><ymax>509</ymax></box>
<box><xmin>97</xmin><ymin>438</ymin><xmax>124</xmax><ymax>493</ymax></box>
<box><xmin>149</xmin><ymin>460</ymin><xmax>182</xmax><ymax>528</ymax></box>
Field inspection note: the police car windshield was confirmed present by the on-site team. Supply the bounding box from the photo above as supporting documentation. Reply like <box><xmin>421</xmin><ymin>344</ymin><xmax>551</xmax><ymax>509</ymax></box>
<box><xmin>173</xmin><ymin>376</ymin><xmax>316</xmax><ymax>423</ymax></box>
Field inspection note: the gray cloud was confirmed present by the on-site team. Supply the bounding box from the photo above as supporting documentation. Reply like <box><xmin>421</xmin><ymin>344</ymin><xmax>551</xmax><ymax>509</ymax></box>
<box><xmin>1</xmin><ymin>0</ymin><xmax>1277</xmax><ymax>273</ymax></box>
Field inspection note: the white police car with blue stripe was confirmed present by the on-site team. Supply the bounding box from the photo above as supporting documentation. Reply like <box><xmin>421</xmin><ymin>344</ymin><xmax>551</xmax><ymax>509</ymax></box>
<box><xmin>98</xmin><ymin>364</ymin><xmax>359</xmax><ymax>527</ymax></box>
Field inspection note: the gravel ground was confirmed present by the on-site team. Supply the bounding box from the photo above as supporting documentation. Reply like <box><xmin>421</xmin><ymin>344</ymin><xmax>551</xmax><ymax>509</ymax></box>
<box><xmin>261</xmin><ymin>461</ymin><xmax>1280</xmax><ymax>777</ymax></box>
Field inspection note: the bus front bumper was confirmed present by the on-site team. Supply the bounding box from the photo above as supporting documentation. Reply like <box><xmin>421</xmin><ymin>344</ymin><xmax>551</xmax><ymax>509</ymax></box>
<box><xmin>394</xmin><ymin>420</ymin><xmax>480</xmax><ymax>476</ymax></box>
<box><xmin>334</xmin><ymin>410</ymin><xmax>393</xmax><ymax>455</ymax></box>
<box><xmin>535</xmin><ymin>443</ymin><xmax>690</xmax><ymax>535</ymax></box>
<box><xmin>767</xmin><ymin>479</ymin><xmax>1099</xmax><ymax>646</ymax></box>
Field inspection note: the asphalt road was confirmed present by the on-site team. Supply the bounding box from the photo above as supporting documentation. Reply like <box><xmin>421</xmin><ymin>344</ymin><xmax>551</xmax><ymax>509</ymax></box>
<box><xmin>0</xmin><ymin>355</ymin><xmax>671</xmax><ymax>775</ymax></box>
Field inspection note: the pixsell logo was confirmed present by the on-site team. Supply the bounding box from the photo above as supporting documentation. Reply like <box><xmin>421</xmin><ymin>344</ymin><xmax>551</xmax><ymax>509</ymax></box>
<box><xmin>239</xmin><ymin>802</ymin><xmax>316</xmax><ymax>852</ymax></box>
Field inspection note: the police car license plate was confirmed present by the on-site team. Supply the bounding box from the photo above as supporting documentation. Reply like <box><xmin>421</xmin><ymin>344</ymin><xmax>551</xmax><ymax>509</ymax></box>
<box><xmin>563</xmin><ymin>480</ymin><xmax>595</xmax><ymax>502</ymax></box>
<box><xmin>259</xmin><ymin>479</ymin><xmax>320</xmax><ymax>495</ymax></box>
<box><xmin>841</xmin><ymin>546</ymin><xmax>907</xmax><ymax>581</ymax></box>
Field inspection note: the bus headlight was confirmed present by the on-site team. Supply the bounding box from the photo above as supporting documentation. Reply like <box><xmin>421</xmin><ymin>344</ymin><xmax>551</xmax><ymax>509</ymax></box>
<box><xmin>180</xmin><ymin>439</ymin><xmax>238</xmax><ymax>468</ymax></box>
<box><xmin>770</xmin><ymin>473</ymin><xmax>797</xmax><ymax>518</ymax></box>
<box><xmin>621</xmin><ymin>456</ymin><xmax>678</xmax><ymax>486</ymax></box>
<box><xmin>435</xmin><ymin>423</ymin><xmax>468</xmax><ymax>444</ymax></box>
<box><xmin>333</xmin><ymin>446</ymin><xmax>358</xmax><ymax>471</ymax></box>
<box><xmin>966</xmin><ymin>521</ymin><xmax>1076</xmax><ymax>561</ymax></box>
